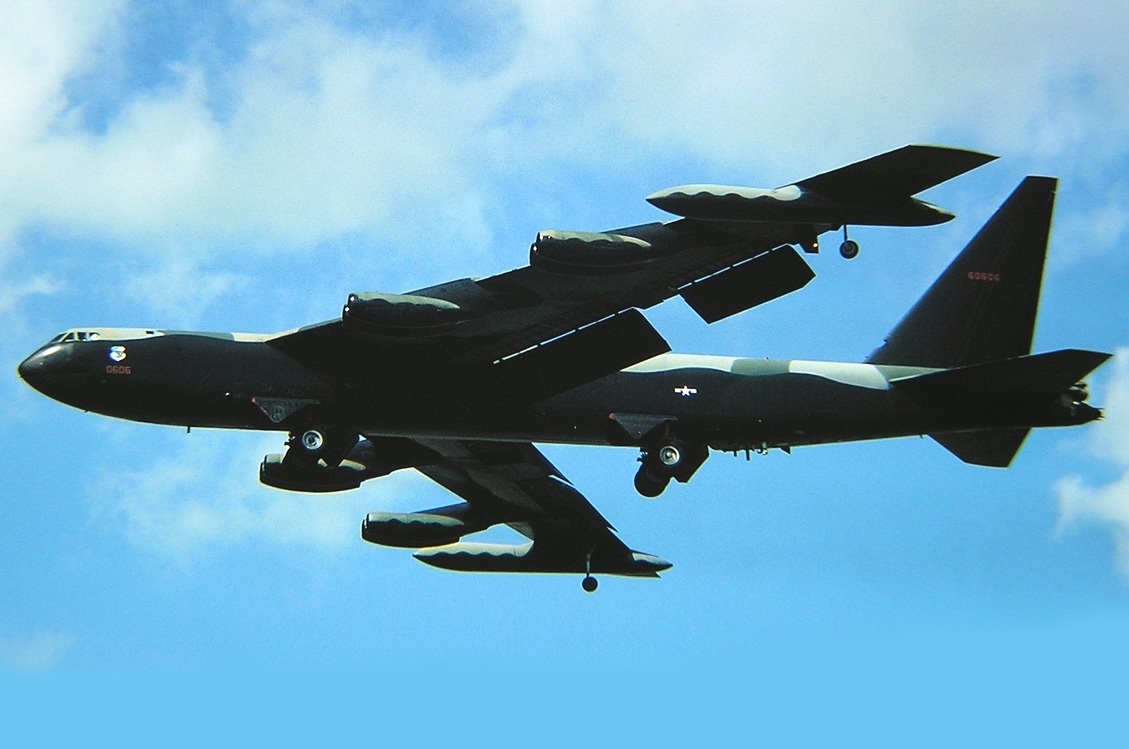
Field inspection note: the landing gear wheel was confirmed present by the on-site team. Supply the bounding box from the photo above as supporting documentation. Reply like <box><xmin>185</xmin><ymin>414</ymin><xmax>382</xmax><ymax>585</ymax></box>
<box><xmin>300</xmin><ymin>429</ymin><xmax>325</xmax><ymax>452</ymax></box>
<box><xmin>634</xmin><ymin>467</ymin><xmax>670</xmax><ymax>498</ymax></box>
<box><xmin>287</xmin><ymin>425</ymin><xmax>359</xmax><ymax>468</ymax></box>
<box><xmin>839</xmin><ymin>239</ymin><xmax>859</xmax><ymax>259</ymax></box>
<box><xmin>582</xmin><ymin>575</ymin><xmax>598</xmax><ymax>593</ymax></box>
<box><xmin>658</xmin><ymin>445</ymin><xmax>681</xmax><ymax>467</ymax></box>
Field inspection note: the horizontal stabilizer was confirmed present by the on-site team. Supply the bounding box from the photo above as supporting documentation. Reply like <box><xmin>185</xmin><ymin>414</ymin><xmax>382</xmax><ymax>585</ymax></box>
<box><xmin>414</xmin><ymin>542</ymin><xmax>672</xmax><ymax>578</ymax></box>
<box><xmin>930</xmin><ymin>428</ymin><xmax>1031</xmax><ymax>467</ymax></box>
<box><xmin>680</xmin><ymin>245</ymin><xmax>814</xmax><ymax>323</ymax></box>
<box><xmin>891</xmin><ymin>349</ymin><xmax>1112</xmax><ymax>398</ymax></box>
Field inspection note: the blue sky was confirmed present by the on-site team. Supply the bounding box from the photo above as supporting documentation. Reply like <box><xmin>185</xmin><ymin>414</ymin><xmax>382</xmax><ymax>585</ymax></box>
<box><xmin>4</xmin><ymin>1</ymin><xmax>1129</xmax><ymax>744</ymax></box>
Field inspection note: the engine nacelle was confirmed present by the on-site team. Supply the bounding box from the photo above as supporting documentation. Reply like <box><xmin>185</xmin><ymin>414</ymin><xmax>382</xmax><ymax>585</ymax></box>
<box><xmin>259</xmin><ymin>453</ymin><xmax>367</xmax><ymax>493</ymax></box>
<box><xmin>342</xmin><ymin>292</ymin><xmax>469</xmax><ymax>336</ymax></box>
<box><xmin>361</xmin><ymin>509</ymin><xmax>483</xmax><ymax>549</ymax></box>
<box><xmin>529</xmin><ymin>230</ymin><xmax>654</xmax><ymax>275</ymax></box>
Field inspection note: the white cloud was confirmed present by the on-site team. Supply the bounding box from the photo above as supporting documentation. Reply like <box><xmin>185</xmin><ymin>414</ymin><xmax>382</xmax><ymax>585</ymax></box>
<box><xmin>4</xmin><ymin>0</ymin><xmax>1129</xmax><ymax>265</ymax></box>
<box><xmin>1056</xmin><ymin>349</ymin><xmax>1129</xmax><ymax>576</ymax></box>
<box><xmin>0</xmin><ymin>631</ymin><xmax>76</xmax><ymax>671</ymax></box>
<box><xmin>123</xmin><ymin>251</ymin><xmax>244</xmax><ymax>327</ymax></box>
<box><xmin>0</xmin><ymin>272</ymin><xmax>61</xmax><ymax>323</ymax></box>
<box><xmin>86</xmin><ymin>430</ymin><xmax>427</xmax><ymax>562</ymax></box>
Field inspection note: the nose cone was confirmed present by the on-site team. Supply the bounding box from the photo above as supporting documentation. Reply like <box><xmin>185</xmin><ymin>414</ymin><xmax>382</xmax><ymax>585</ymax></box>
<box><xmin>17</xmin><ymin>344</ymin><xmax>76</xmax><ymax>397</ymax></box>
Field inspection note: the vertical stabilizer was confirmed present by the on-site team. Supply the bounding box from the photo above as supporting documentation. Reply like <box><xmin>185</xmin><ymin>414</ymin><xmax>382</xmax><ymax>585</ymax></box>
<box><xmin>866</xmin><ymin>177</ymin><xmax>1056</xmax><ymax>368</ymax></box>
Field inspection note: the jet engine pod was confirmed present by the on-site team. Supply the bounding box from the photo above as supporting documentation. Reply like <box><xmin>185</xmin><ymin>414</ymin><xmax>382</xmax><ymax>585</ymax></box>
<box><xmin>361</xmin><ymin>510</ymin><xmax>482</xmax><ymax>549</ymax></box>
<box><xmin>530</xmin><ymin>230</ymin><xmax>654</xmax><ymax>275</ymax></box>
<box><xmin>342</xmin><ymin>292</ymin><xmax>470</xmax><ymax>336</ymax></box>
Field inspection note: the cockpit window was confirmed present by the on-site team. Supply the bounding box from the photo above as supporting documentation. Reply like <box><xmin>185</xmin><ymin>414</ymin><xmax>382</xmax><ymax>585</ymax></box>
<box><xmin>55</xmin><ymin>331</ymin><xmax>105</xmax><ymax>342</ymax></box>
<box><xmin>50</xmin><ymin>328</ymin><xmax>164</xmax><ymax>344</ymax></box>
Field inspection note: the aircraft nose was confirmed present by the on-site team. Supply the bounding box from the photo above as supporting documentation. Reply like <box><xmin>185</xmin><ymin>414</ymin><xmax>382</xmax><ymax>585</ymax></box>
<box><xmin>17</xmin><ymin>344</ymin><xmax>74</xmax><ymax>393</ymax></box>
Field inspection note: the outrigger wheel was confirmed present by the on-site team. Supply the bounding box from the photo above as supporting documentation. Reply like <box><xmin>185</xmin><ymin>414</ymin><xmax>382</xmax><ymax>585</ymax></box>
<box><xmin>582</xmin><ymin>553</ymin><xmax>598</xmax><ymax>592</ymax></box>
<box><xmin>839</xmin><ymin>226</ymin><xmax>859</xmax><ymax>259</ymax></box>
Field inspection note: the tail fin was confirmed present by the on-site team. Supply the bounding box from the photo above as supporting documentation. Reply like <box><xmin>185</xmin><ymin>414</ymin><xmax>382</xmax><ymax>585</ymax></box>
<box><xmin>866</xmin><ymin>176</ymin><xmax>1056</xmax><ymax>368</ymax></box>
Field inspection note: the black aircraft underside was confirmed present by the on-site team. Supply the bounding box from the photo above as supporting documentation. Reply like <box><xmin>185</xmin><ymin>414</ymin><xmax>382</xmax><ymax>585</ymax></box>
<box><xmin>18</xmin><ymin>146</ymin><xmax>1111</xmax><ymax>591</ymax></box>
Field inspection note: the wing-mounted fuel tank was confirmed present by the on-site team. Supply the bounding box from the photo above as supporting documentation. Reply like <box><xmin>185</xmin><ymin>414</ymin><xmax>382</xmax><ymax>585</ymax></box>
<box><xmin>342</xmin><ymin>292</ymin><xmax>474</xmax><ymax>336</ymax></box>
<box><xmin>529</xmin><ymin>230</ymin><xmax>658</xmax><ymax>275</ymax></box>
<box><xmin>646</xmin><ymin>183</ymin><xmax>954</xmax><ymax>227</ymax></box>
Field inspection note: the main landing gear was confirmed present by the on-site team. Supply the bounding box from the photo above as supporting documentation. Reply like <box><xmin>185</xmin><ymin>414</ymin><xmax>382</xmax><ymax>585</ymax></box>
<box><xmin>633</xmin><ymin>439</ymin><xmax>709</xmax><ymax>498</ymax></box>
<box><xmin>286</xmin><ymin>424</ymin><xmax>358</xmax><ymax>468</ymax></box>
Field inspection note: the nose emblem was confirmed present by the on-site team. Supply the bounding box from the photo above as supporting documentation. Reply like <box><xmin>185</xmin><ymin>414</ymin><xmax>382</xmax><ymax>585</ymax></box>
<box><xmin>108</xmin><ymin>345</ymin><xmax>127</xmax><ymax>362</ymax></box>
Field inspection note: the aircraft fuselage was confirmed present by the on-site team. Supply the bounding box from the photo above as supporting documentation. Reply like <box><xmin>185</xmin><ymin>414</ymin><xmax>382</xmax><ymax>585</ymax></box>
<box><xmin>18</xmin><ymin>329</ymin><xmax>1098</xmax><ymax>455</ymax></box>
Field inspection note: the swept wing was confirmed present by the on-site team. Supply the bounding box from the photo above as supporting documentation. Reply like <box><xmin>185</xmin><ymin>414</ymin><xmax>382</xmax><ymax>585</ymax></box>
<box><xmin>360</xmin><ymin>438</ymin><xmax>670</xmax><ymax>584</ymax></box>
<box><xmin>269</xmin><ymin>145</ymin><xmax>995</xmax><ymax>397</ymax></box>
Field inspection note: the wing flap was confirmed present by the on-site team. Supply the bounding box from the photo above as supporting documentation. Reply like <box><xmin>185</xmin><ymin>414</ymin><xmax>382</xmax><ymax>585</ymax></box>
<box><xmin>494</xmin><ymin>309</ymin><xmax>671</xmax><ymax>399</ymax></box>
<box><xmin>679</xmin><ymin>245</ymin><xmax>814</xmax><ymax>323</ymax></box>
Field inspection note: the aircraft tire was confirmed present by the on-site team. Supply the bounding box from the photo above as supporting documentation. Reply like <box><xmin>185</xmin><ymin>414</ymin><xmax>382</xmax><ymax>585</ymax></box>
<box><xmin>634</xmin><ymin>467</ymin><xmax>669</xmax><ymax>498</ymax></box>
<box><xmin>300</xmin><ymin>429</ymin><xmax>325</xmax><ymax>452</ymax></box>
<box><xmin>582</xmin><ymin>576</ymin><xmax>598</xmax><ymax>593</ymax></box>
<box><xmin>658</xmin><ymin>445</ymin><xmax>682</xmax><ymax>467</ymax></box>
<box><xmin>839</xmin><ymin>239</ymin><xmax>860</xmax><ymax>259</ymax></box>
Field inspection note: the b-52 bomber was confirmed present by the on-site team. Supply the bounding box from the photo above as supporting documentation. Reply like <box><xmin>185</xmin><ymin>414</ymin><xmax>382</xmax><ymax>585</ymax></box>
<box><xmin>19</xmin><ymin>145</ymin><xmax>1110</xmax><ymax>591</ymax></box>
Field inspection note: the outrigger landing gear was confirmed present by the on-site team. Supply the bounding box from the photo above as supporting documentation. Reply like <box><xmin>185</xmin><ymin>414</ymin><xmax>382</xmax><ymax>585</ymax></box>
<box><xmin>839</xmin><ymin>226</ymin><xmax>859</xmax><ymax>259</ymax></box>
<box><xmin>582</xmin><ymin>552</ymin><xmax>598</xmax><ymax>593</ymax></box>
